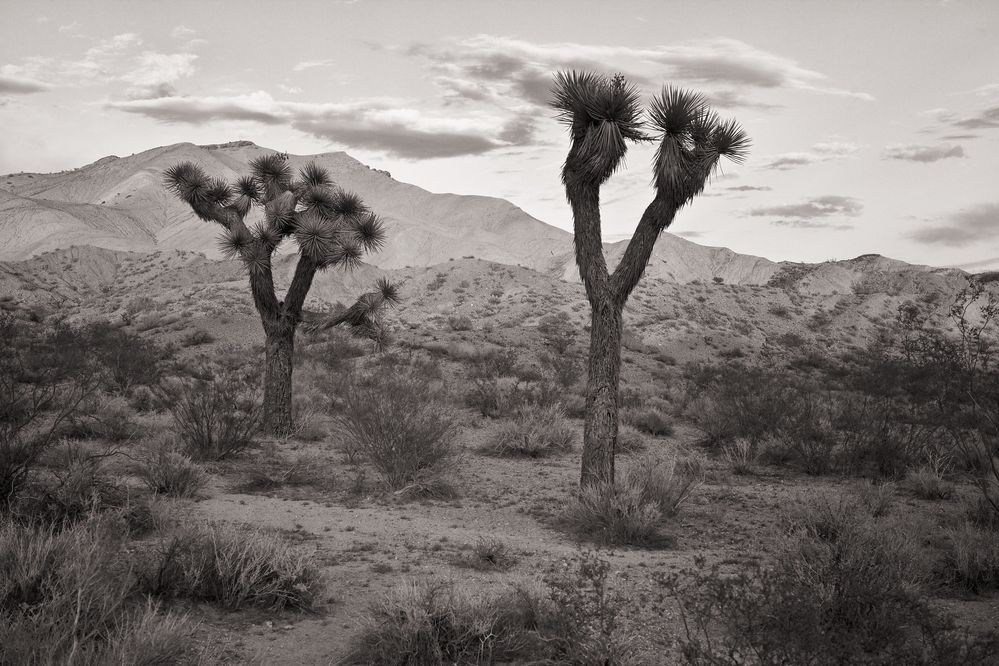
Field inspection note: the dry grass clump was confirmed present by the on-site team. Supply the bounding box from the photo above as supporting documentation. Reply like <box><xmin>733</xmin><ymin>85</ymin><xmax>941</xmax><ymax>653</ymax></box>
<box><xmin>906</xmin><ymin>465</ymin><xmax>956</xmax><ymax>500</ymax></box>
<box><xmin>482</xmin><ymin>403</ymin><xmax>574</xmax><ymax>458</ymax></box>
<box><xmin>0</xmin><ymin>518</ymin><xmax>193</xmax><ymax>665</ymax></box>
<box><xmin>138</xmin><ymin>520</ymin><xmax>324</xmax><ymax>611</ymax></box>
<box><xmin>450</xmin><ymin>537</ymin><xmax>519</xmax><ymax>571</ymax></box>
<box><xmin>616</xmin><ymin>424</ymin><xmax>649</xmax><ymax>455</ymax></box>
<box><xmin>134</xmin><ymin>445</ymin><xmax>207</xmax><ymax>498</ymax></box>
<box><xmin>622</xmin><ymin>406</ymin><xmax>674</xmax><ymax>437</ymax></box>
<box><xmin>562</xmin><ymin>449</ymin><xmax>703</xmax><ymax>546</ymax></box>
<box><xmin>336</xmin><ymin>367</ymin><xmax>459</xmax><ymax>492</ymax></box>
<box><xmin>347</xmin><ymin>552</ymin><xmax>634</xmax><ymax>665</ymax></box>
<box><xmin>940</xmin><ymin>521</ymin><xmax>999</xmax><ymax>593</ymax></box>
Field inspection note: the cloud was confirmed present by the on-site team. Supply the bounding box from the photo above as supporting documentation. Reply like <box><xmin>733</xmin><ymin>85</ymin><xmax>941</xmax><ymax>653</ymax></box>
<box><xmin>907</xmin><ymin>203</ymin><xmax>999</xmax><ymax>247</ymax></box>
<box><xmin>120</xmin><ymin>52</ymin><xmax>197</xmax><ymax>97</ymax></box>
<box><xmin>170</xmin><ymin>25</ymin><xmax>197</xmax><ymax>39</ymax></box>
<box><xmin>748</xmin><ymin>195</ymin><xmax>862</xmax><ymax>229</ymax></box>
<box><xmin>293</xmin><ymin>60</ymin><xmax>335</xmax><ymax>72</ymax></box>
<box><xmin>882</xmin><ymin>143</ymin><xmax>964</xmax><ymax>162</ymax></box>
<box><xmin>108</xmin><ymin>91</ymin><xmax>529</xmax><ymax>159</ymax></box>
<box><xmin>674</xmin><ymin>230</ymin><xmax>705</xmax><ymax>238</ymax></box>
<box><xmin>952</xmin><ymin>105</ymin><xmax>999</xmax><ymax>130</ymax></box>
<box><xmin>0</xmin><ymin>73</ymin><xmax>50</xmax><ymax>94</ymax></box>
<box><xmin>759</xmin><ymin>142</ymin><xmax>859</xmax><ymax>170</ymax></box>
<box><xmin>724</xmin><ymin>185</ymin><xmax>772</xmax><ymax>192</ymax></box>
<box><xmin>407</xmin><ymin>35</ymin><xmax>872</xmax><ymax>111</ymax></box>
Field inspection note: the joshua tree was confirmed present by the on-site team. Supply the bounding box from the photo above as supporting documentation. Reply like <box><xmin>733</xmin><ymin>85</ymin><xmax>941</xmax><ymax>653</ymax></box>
<box><xmin>551</xmin><ymin>71</ymin><xmax>749</xmax><ymax>486</ymax></box>
<box><xmin>164</xmin><ymin>154</ymin><xmax>398</xmax><ymax>435</ymax></box>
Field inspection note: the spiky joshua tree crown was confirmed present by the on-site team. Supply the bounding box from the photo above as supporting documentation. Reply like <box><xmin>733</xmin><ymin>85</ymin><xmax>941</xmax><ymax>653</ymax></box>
<box><xmin>163</xmin><ymin>154</ymin><xmax>399</xmax><ymax>334</ymax></box>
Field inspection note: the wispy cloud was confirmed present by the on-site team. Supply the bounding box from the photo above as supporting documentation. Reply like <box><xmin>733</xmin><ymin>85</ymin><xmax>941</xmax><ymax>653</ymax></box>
<box><xmin>759</xmin><ymin>142</ymin><xmax>859</xmax><ymax>170</ymax></box>
<box><xmin>407</xmin><ymin>34</ymin><xmax>872</xmax><ymax>113</ymax></box>
<box><xmin>882</xmin><ymin>143</ymin><xmax>964</xmax><ymax>162</ymax></box>
<box><xmin>907</xmin><ymin>203</ymin><xmax>999</xmax><ymax>247</ymax></box>
<box><xmin>748</xmin><ymin>195</ymin><xmax>862</xmax><ymax>229</ymax></box>
<box><xmin>108</xmin><ymin>91</ymin><xmax>534</xmax><ymax>159</ymax></box>
<box><xmin>0</xmin><ymin>71</ymin><xmax>51</xmax><ymax>94</ymax></box>
<box><xmin>292</xmin><ymin>60</ymin><xmax>336</xmax><ymax>72</ymax></box>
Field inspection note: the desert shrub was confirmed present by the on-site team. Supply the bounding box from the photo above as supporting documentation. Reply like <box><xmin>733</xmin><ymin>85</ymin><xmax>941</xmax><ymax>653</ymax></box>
<box><xmin>336</xmin><ymin>367</ymin><xmax>458</xmax><ymax>492</ymax></box>
<box><xmin>543</xmin><ymin>550</ymin><xmax>635</xmax><ymax>664</ymax></box>
<box><xmin>723</xmin><ymin>438</ymin><xmax>756</xmax><ymax>475</ymax></box>
<box><xmin>179</xmin><ymin>328</ymin><xmax>214</xmax><ymax>347</ymax></box>
<box><xmin>62</xmin><ymin>394</ymin><xmax>141</xmax><ymax>443</ymax></box>
<box><xmin>662</xmin><ymin>501</ymin><xmax>997</xmax><ymax>665</ymax></box>
<box><xmin>907</xmin><ymin>464</ymin><xmax>956</xmax><ymax>500</ymax></box>
<box><xmin>79</xmin><ymin>322</ymin><xmax>163</xmax><ymax>394</ymax></box>
<box><xmin>562</xmin><ymin>477</ymin><xmax>663</xmax><ymax>546</ymax></box>
<box><xmin>616</xmin><ymin>424</ymin><xmax>648</xmax><ymax>455</ymax></box>
<box><xmin>347</xmin><ymin>565</ymin><xmax>629</xmax><ymax>666</ymax></box>
<box><xmin>0</xmin><ymin>518</ymin><xmax>193</xmax><ymax>665</ymax></box>
<box><xmin>482</xmin><ymin>404</ymin><xmax>574</xmax><ymax>458</ymax></box>
<box><xmin>622</xmin><ymin>406</ymin><xmax>674</xmax><ymax>437</ymax></box>
<box><xmin>539</xmin><ymin>349</ymin><xmax>582</xmax><ymax>389</ymax></box>
<box><xmin>0</xmin><ymin>316</ymin><xmax>97</xmax><ymax>510</ymax></box>
<box><xmin>12</xmin><ymin>444</ymin><xmax>138</xmax><ymax>528</ymax></box>
<box><xmin>940</xmin><ymin>522</ymin><xmax>999</xmax><ymax>593</ymax></box>
<box><xmin>451</xmin><ymin>537</ymin><xmax>519</xmax><ymax>571</ymax></box>
<box><xmin>345</xmin><ymin>581</ymin><xmax>558</xmax><ymax>665</ymax></box>
<box><xmin>138</xmin><ymin>520</ymin><xmax>323</xmax><ymax>610</ymax></box>
<box><xmin>135</xmin><ymin>446</ymin><xmax>206</xmax><ymax>498</ymax></box>
<box><xmin>562</xmin><ymin>450</ymin><xmax>701</xmax><ymax>546</ymax></box>
<box><xmin>447</xmin><ymin>314</ymin><xmax>474</xmax><ymax>331</ymax></box>
<box><xmin>773</xmin><ymin>392</ymin><xmax>839</xmax><ymax>475</ymax></box>
<box><xmin>161</xmin><ymin>367</ymin><xmax>260</xmax><ymax>461</ymax></box>
<box><xmin>683</xmin><ymin>363</ymin><xmax>797</xmax><ymax>448</ymax></box>
<box><xmin>855</xmin><ymin>480</ymin><xmax>897</xmax><ymax>518</ymax></box>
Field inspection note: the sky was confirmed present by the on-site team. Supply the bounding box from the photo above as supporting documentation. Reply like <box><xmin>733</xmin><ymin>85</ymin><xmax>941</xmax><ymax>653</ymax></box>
<box><xmin>1</xmin><ymin>0</ymin><xmax>998</xmax><ymax>269</ymax></box>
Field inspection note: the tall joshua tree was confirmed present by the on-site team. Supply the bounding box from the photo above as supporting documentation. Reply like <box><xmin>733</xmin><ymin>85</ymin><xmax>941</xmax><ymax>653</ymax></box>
<box><xmin>551</xmin><ymin>71</ymin><xmax>750</xmax><ymax>486</ymax></box>
<box><xmin>164</xmin><ymin>154</ymin><xmax>399</xmax><ymax>435</ymax></box>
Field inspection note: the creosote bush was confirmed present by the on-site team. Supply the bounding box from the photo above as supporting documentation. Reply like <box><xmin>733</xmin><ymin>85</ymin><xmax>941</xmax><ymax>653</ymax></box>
<box><xmin>662</xmin><ymin>496</ymin><xmax>998</xmax><ymax>665</ymax></box>
<box><xmin>161</xmin><ymin>366</ymin><xmax>261</xmax><ymax>461</ymax></box>
<box><xmin>336</xmin><ymin>367</ymin><xmax>458</xmax><ymax>493</ymax></box>
<box><xmin>482</xmin><ymin>403</ymin><xmax>574</xmax><ymax>458</ymax></box>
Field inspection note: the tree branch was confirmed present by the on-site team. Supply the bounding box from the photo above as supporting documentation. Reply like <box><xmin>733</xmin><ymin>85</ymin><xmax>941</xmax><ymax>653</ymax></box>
<box><xmin>565</xmin><ymin>181</ymin><xmax>611</xmax><ymax>304</ymax></box>
<box><xmin>283</xmin><ymin>255</ymin><xmax>318</xmax><ymax>322</ymax></box>
<box><xmin>611</xmin><ymin>195</ymin><xmax>677</xmax><ymax>304</ymax></box>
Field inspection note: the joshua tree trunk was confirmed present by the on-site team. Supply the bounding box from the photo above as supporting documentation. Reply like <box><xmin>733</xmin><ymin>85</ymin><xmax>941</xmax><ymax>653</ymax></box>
<box><xmin>581</xmin><ymin>298</ymin><xmax>624</xmax><ymax>485</ymax></box>
<box><xmin>262</xmin><ymin>321</ymin><xmax>296</xmax><ymax>436</ymax></box>
<box><xmin>552</xmin><ymin>71</ymin><xmax>748</xmax><ymax>488</ymax></box>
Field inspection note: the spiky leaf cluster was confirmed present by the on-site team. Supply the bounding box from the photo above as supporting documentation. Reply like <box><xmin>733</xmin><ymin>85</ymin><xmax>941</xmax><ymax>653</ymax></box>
<box><xmin>303</xmin><ymin>277</ymin><xmax>403</xmax><ymax>349</ymax></box>
<box><xmin>163</xmin><ymin>154</ymin><xmax>387</xmax><ymax>275</ymax></box>
<box><xmin>551</xmin><ymin>71</ymin><xmax>750</xmax><ymax>200</ymax></box>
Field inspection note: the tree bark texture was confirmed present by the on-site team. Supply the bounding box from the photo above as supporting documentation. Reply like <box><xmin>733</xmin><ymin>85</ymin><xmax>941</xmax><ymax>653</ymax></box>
<box><xmin>580</xmin><ymin>298</ymin><xmax>624</xmax><ymax>486</ymax></box>
<box><xmin>262</xmin><ymin>322</ymin><xmax>295</xmax><ymax>436</ymax></box>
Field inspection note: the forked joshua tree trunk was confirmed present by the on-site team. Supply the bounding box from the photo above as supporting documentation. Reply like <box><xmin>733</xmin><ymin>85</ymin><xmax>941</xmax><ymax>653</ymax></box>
<box><xmin>165</xmin><ymin>154</ymin><xmax>399</xmax><ymax>436</ymax></box>
<box><xmin>552</xmin><ymin>72</ymin><xmax>749</xmax><ymax>486</ymax></box>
